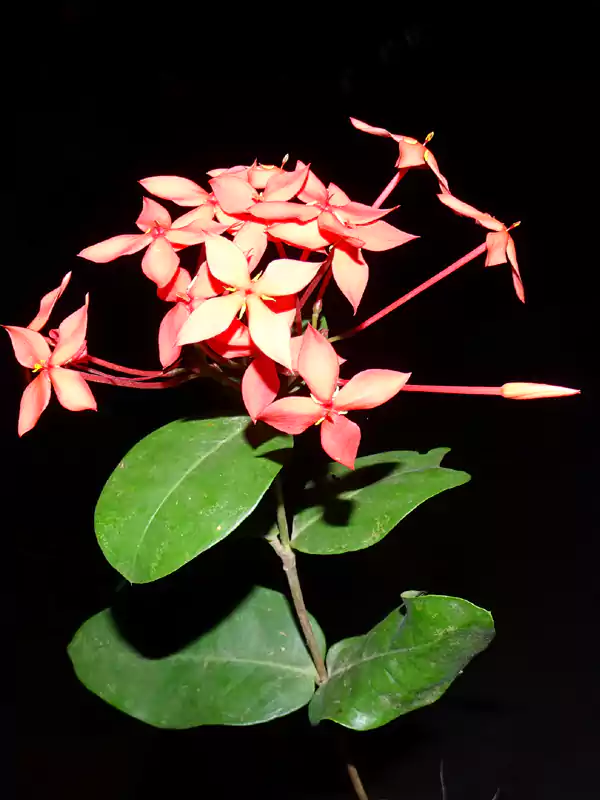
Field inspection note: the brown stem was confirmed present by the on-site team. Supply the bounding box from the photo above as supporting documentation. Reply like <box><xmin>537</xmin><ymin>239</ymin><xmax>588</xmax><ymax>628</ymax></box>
<box><xmin>346</xmin><ymin>762</ymin><xmax>370</xmax><ymax>800</ymax></box>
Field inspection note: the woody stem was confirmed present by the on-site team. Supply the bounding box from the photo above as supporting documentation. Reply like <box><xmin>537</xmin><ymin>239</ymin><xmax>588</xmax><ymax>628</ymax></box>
<box><xmin>268</xmin><ymin>477</ymin><xmax>328</xmax><ymax>684</ymax></box>
<box><xmin>329</xmin><ymin>242</ymin><xmax>487</xmax><ymax>343</ymax></box>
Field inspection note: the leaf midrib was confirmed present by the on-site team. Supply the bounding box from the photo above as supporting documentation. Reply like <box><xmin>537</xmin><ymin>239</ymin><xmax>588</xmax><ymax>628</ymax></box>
<box><xmin>168</xmin><ymin>652</ymin><xmax>316</xmax><ymax>676</ymax></box>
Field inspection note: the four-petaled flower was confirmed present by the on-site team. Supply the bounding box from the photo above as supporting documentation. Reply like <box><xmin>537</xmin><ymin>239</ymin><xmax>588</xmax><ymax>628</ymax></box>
<box><xmin>258</xmin><ymin>325</ymin><xmax>410</xmax><ymax>469</ymax></box>
<box><xmin>4</xmin><ymin>297</ymin><xmax>96</xmax><ymax>436</ymax></box>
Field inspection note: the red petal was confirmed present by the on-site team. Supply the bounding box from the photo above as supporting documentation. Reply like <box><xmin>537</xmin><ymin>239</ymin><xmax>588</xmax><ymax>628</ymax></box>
<box><xmin>357</xmin><ymin>220</ymin><xmax>417</xmax><ymax>252</ymax></box>
<box><xmin>205</xmin><ymin>235</ymin><xmax>251</xmax><ymax>288</ymax></box>
<box><xmin>263</xmin><ymin>163</ymin><xmax>310</xmax><ymax>202</ymax></box>
<box><xmin>208</xmin><ymin>318</ymin><xmax>253</xmax><ymax>359</ymax></box>
<box><xmin>246</xmin><ymin>295</ymin><xmax>293</xmax><ymax>369</ymax></box>
<box><xmin>335</xmin><ymin>369</ymin><xmax>411</xmax><ymax>411</ymax></box>
<box><xmin>50</xmin><ymin>297</ymin><xmax>89</xmax><ymax>365</ymax></box>
<box><xmin>157</xmin><ymin>267</ymin><xmax>192</xmax><ymax>303</ymax></box>
<box><xmin>350</xmin><ymin>117</ymin><xmax>394</xmax><ymax>138</ymax></box>
<box><xmin>295</xmin><ymin>162</ymin><xmax>328</xmax><ymax>204</ymax></box>
<box><xmin>141</xmin><ymin>238</ymin><xmax>180</xmax><ymax>287</ymax></box>
<box><xmin>268</xmin><ymin>221</ymin><xmax>331</xmax><ymax>250</ymax></box>
<box><xmin>396</xmin><ymin>138</ymin><xmax>427</xmax><ymax>169</ymax></box>
<box><xmin>254</xmin><ymin>258</ymin><xmax>322</xmax><ymax>297</ymax></box>
<box><xmin>423</xmin><ymin>150</ymin><xmax>449</xmax><ymax>192</ymax></box>
<box><xmin>28</xmin><ymin>272</ymin><xmax>71</xmax><ymax>332</ymax></box>
<box><xmin>135</xmin><ymin>197</ymin><xmax>172</xmax><ymax>231</ymax></box>
<box><xmin>209</xmin><ymin>175</ymin><xmax>257</xmax><ymax>215</ymax></box>
<box><xmin>242</xmin><ymin>356</ymin><xmax>280</xmax><ymax>421</ymax></box>
<box><xmin>158</xmin><ymin>304</ymin><xmax>189</xmax><ymax>367</ymax></box>
<box><xmin>50</xmin><ymin>367</ymin><xmax>97</xmax><ymax>411</ymax></box>
<box><xmin>18</xmin><ymin>372</ymin><xmax>52</xmax><ymax>436</ymax></box>
<box><xmin>438</xmin><ymin>193</ymin><xmax>505</xmax><ymax>231</ymax></box>
<box><xmin>78</xmin><ymin>233</ymin><xmax>150</xmax><ymax>263</ymax></box>
<box><xmin>139</xmin><ymin>176</ymin><xmax>209</xmax><ymax>207</ymax></box>
<box><xmin>485</xmin><ymin>230</ymin><xmax>509</xmax><ymax>266</ymax></box>
<box><xmin>327</xmin><ymin>182</ymin><xmax>351</xmax><ymax>206</ymax></box>
<box><xmin>189</xmin><ymin>261</ymin><xmax>223</xmax><ymax>300</ymax></box>
<box><xmin>320</xmin><ymin>414</ymin><xmax>361</xmax><ymax>469</ymax></box>
<box><xmin>297</xmin><ymin>325</ymin><xmax>338</xmax><ymax>403</ymax></box>
<box><xmin>249</xmin><ymin>201</ymin><xmax>319</xmax><ymax>222</ymax></box>
<box><xmin>177</xmin><ymin>292</ymin><xmax>244</xmax><ymax>345</ymax></box>
<box><xmin>3</xmin><ymin>326</ymin><xmax>50</xmax><ymax>368</ymax></box>
<box><xmin>331</xmin><ymin>244</ymin><xmax>368</xmax><ymax>313</ymax></box>
<box><xmin>506</xmin><ymin>237</ymin><xmax>525</xmax><ymax>303</ymax></box>
<box><xmin>258</xmin><ymin>396</ymin><xmax>322</xmax><ymax>434</ymax></box>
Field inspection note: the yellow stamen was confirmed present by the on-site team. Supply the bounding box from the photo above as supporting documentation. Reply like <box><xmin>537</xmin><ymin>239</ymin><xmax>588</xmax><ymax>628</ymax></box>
<box><xmin>32</xmin><ymin>361</ymin><xmax>46</xmax><ymax>373</ymax></box>
<box><xmin>424</xmin><ymin>131</ymin><xmax>435</xmax><ymax>144</ymax></box>
<box><xmin>238</xmin><ymin>302</ymin><xmax>247</xmax><ymax>319</ymax></box>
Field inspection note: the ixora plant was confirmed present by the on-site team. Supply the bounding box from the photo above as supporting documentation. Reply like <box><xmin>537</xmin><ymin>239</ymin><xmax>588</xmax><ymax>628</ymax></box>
<box><xmin>5</xmin><ymin>118</ymin><xmax>578</xmax><ymax>798</ymax></box>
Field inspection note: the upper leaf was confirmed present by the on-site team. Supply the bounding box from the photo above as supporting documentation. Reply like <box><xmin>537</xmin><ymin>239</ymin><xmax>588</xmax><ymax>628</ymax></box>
<box><xmin>292</xmin><ymin>449</ymin><xmax>470</xmax><ymax>555</ymax></box>
<box><xmin>68</xmin><ymin>587</ymin><xmax>325</xmax><ymax>728</ymax></box>
<box><xmin>308</xmin><ymin>592</ymin><xmax>494</xmax><ymax>730</ymax></box>
<box><xmin>95</xmin><ymin>417</ymin><xmax>292</xmax><ymax>582</ymax></box>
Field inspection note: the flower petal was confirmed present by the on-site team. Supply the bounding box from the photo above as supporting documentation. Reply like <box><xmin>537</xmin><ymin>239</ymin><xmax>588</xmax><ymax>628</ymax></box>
<box><xmin>189</xmin><ymin>261</ymin><xmax>223</xmax><ymax>301</ymax></box>
<box><xmin>249</xmin><ymin>201</ymin><xmax>319</xmax><ymax>222</ymax></box>
<box><xmin>208</xmin><ymin>318</ymin><xmax>253</xmax><ymax>359</ymax></box>
<box><xmin>234</xmin><ymin>221</ymin><xmax>268</xmax><ymax>270</ymax></box>
<box><xmin>506</xmin><ymin>237</ymin><xmax>525</xmax><ymax>303</ymax></box>
<box><xmin>356</xmin><ymin>220</ymin><xmax>417</xmax><ymax>252</ymax></box>
<box><xmin>3</xmin><ymin>326</ymin><xmax>51</xmax><ymax>368</ymax></box>
<box><xmin>157</xmin><ymin>267</ymin><xmax>192</xmax><ymax>303</ymax></box>
<box><xmin>438</xmin><ymin>192</ymin><xmax>505</xmax><ymax>231</ymax></box>
<box><xmin>18</xmin><ymin>372</ymin><xmax>52</xmax><ymax>436</ymax></box>
<box><xmin>331</xmin><ymin>244</ymin><xmax>369</xmax><ymax>313</ymax></box>
<box><xmin>78</xmin><ymin>233</ymin><xmax>151</xmax><ymax>263</ymax></box>
<box><xmin>135</xmin><ymin>197</ymin><xmax>172</xmax><ymax>231</ymax></box>
<box><xmin>177</xmin><ymin>292</ymin><xmax>244</xmax><ymax>345</ymax></box>
<box><xmin>268</xmin><ymin>220</ymin><xmax>331</xmax><ymax>250</ymax></box>
<box><xmin>254</xmin><ymin>258</ymin><xmax>322</xmax><ymax>297</ymax></box>
<box><xmin>335</xmin><ymin>369</ymin><xmax>411</xmax><ymax>411</ymax></box>
<box><xmin>50</xmin><ymin>296</ymin><xmax>89</xmax><ymax>365</ymax></box>
<box><xmin>327</xmin><ymin>182</ymin><xmax>351</xmax><ymax>206</ymax></box>
<box><xmin>141</xmin><ymin>238</ymin><xmax>180</xmax><ymax>287</ymax></box>
<box><xmin>242</xmin><ymin>356</ymin><xmax>280</xmax><ymax>422</ymax></box>
<box><xmin>336</xmin><ymin>201</ymin><xmax>395</xmax><ymax>225</ymax></box>
<box><xmin>139</xmin><ymin>176</ymin><xmax>209</xmax><ymax>207</ymax></box>
<box><xmin>204</xmin><ymin>235</ymin><xmax>251</xmax><ymax>288</ymax></box>
<box><xmin>350</xmin><ymin>117</ymin><xmax>394</xmax><ymax>138</ymax></box>
<box><xmin>158</xmin><ymin>303</ymin><xmax>189</xmax><ymax>367</ymax></box>
<box><xmin>28</xmin><ymin>272</ymin><xmax>71</xmax><ymax>332</ymax></box>
<box><xmin>298</xmin><ymin>325</ymin><xmax>339</xmax><ymax>403</ymax></box>
<box><xmin>50</xmin><ymin>367</ymin><xmax>97</xmax><ymax>411</ymax></box>
<box><xmin>258</xmin><ymin>396</ymin><xmax>322</xmax><ymax>434</ymax></box>
<box><xmin>209</xmin><ymin>175</ymin><xmax>257</xmax><ymax>215</ymax></box>
<box><xmin>246</xmin><ymin>294</ymin><xmax>293</xmax><ymax>369</ymax></box>
<box><xmin>320</xmin><ymin>414</ymin><xmax>361</xmax><ymax>469</ymax></box>
<box><xmin>317</xmin><ymin>212</ymin><xmax>365</xmax><ymax>248</ymax></box>
<box><xmin>263</xmin><ymin>162</ymin><xmax>310</xmax><ymax>202</ymax></box>
<box><xmin>295</xmin><ymin>161</ymin><xmax>328</xmax><ymax>204</ymax></box>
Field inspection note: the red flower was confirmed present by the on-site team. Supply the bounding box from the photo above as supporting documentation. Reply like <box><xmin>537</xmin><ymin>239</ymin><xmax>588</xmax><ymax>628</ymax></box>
<box><xmin>258</xmin><ymin>325</ymin><xmax>410</xmax><ymax>469</ymax></box>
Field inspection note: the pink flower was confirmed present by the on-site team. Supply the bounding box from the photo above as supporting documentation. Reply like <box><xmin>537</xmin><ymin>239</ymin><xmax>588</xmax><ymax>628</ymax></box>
<box><xmin>78</xmin><ymin>198</ymin><xmax>212</xmax><ymax>288</ymax></box>
<box><xmin>176</xmin><ymin>236</ymin><xmax>322</xmax><ymax>368</ymax></box>
<box><xmin>258</xmin><ymin>325</ymin><xmax>410</xmax><ymax>468</ymax></box>
<box><xmin>208</xmin><ymin>163</ymin><xmax>311</xmax><ymax>216</ymax></box>
<box><xmin>350</xmin><ymin>118</ymin><xmax>449</xmax><ymax>190</ymax></box>
<box><xmin>4</xmin><ymin>297</ymin><xmax>96</xmax><ymax>435</ymax></box>
<box><xmin>27</xmin><ymin>272</ymin><xmax>72</xmax><ymax>332</ymax></box>
<box><xmin>139</xmin><ymin>176</ymin><xmax>211</xmax><ymax>207</ymax></box>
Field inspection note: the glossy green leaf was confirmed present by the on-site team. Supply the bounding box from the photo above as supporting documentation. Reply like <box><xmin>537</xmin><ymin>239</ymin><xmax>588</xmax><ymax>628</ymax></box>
<box><xmin>96</xmin><ymin>417</ymin><xmax>291</xmax><ymax>582</ymax></box>
<box><xmin>68</xmin><ymin>586</ymin><xmax>325</xmax><ymax>729</ymax></box>
<box><xmin>292</xmin><ymin>448</ymin><xmax>470</xmax><ymax>555</ymax></box>
<box><xmin>309</xmin><ymin>592</ymin><xmax>494</xmax><ymax>730</ymax></box>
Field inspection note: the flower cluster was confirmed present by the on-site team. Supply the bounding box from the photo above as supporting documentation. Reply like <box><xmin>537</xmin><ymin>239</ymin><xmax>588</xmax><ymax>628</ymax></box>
<box><xmin>3</xmin><ymin>118</ymin><xmax>578</xmax><ymax>466</ymax></box>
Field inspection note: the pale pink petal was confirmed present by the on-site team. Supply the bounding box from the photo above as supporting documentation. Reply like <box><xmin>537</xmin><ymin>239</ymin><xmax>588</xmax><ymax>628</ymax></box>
<box><xmin>296</xmin><ymin>161</ymin><xmax>329</xmax><ymax>204</ymax></box>
<box><xmin>253</xmin><ymin>259</ymin><xmax>322</xmax><ymax>297</ymax></box>
<box><xmin>209</xmin><ymin>175</ymin><xmax>257</xmax><ymax>215</ymax></box>
<box><xmin>335</xmin><ymin>369</ymin><xmax>411</xmax><ymax>411</ymax></box>
<box><xmin>423</xmin><ymin>150</ymin><xmax>449</xmax><ymax>191</ymax></box>
<box><xmin>208</xmin><ymin>318</ymin><xmax>253</xmax><ymax>359</ymax></box>
<box><xmin>4</xmin><ymin>326</ymin><xmax>50</xmax><ymax>367</ymax></box>
<box><xmin>317</xmin><ymin>212</ymin><xmax>365</xmax><ymax>248</ymax></box>
<box><xmin>248</xmin><ymin>163</ymin><xmax>282</xmax><ymax>190</ymax></box>
<box><xmin>141</xmin><ymin>238</ymin><xmax>180</xmax><ymax>287</ymax></box>
<box><xmin>506</xmin><ymin>237</ymin><xmax>525</xmax><ymax>303</ymax></box>
<box><xmin>50</xmin><ymin>367</ymin><xmax>97</xmax><ymax>411</ymax></box>
<box><xmin>258</xmin><ymin>396</ymin><xmax>322</xmax><ymax>434</ymax></box>
<box><xmin>297</xmin><ymin>324</ymin><xmax>339</xmax><ymax>403</ymax></box>
<box><xmin>215</xmin><ymin>206</ymin><xmax>245</xmax><ymax>230</ymax></box>
<box><xmin>357</xmin><ymin>220</ymin><xmax>418</xmax><ymax>252</ymax></box>
<box><xmin>242</xmin><ymin>356</ymin><xmax>280</xmax><ymax>421</ymax></box>
<box><xmin>78</xmin><ymin>233</ymin><xmax>150</xmax><ymax>263</ymax></box>
<box><xmin>28</xmin><ymin>272</ymin><xmax>71</xmax><ymax>332</ymax></box>
<box><xmin>18</xmin><ymin>372</ymin><xmax>52</xmax><ymax>436</ymax></box>
<box><xmin>320</xmin><ymin>414</ymin><xmax>361</xmax><ymax>469</ymax></box>
<box><xmin>157</xmin><ymin>267</ymin><xmax>192</xmax><ymax>303</ymax></box>
<box><xmin>350</xmin><ymin>117</ymin><xmax>394</xmax><ymax>138</ymax></box>
<box><xmin>485</xmin><ymin>230</ymin><xmax>509</xmax><ymax>266</ymax></box>
<box><xmin>50</xmin><ymin>297</ymin><xmax>89</xmax><ymax>365</ymax></box>
<box><xmin>205</xmin><ymin>235</ymin><xmax>251</xmax><ymax>288</ymax></box>
<box><xmin>263</xmin><ymin>163</ymin><xmax>310</xmax><ymax>202</ymax></box>
<box><xmin>135</xmin><ymin>197</ymin><xmax>172</xmax><ymax>231</ymax></box>
<box><xmin>166</xmin><ymin>227</ymin><xmax>213</xmax><ymax>247</ymax></box>
<box><xmin>290</xmin><ymin>335</ymin><xmax>303</xmax><ymax>372</ymax></box>
<box><xmin>438</xmin><ymin>193</ymin><xmax>505</xmax><ymax>231</ymax></box>
<box><xmin>327</xmin><ymin>182</ymin><xmax>351</xmax><ymax>206</ymax></box>
<box><xmin>234</xmin><ymin>221</ymin><xmax>268</xmax><ymax>270</ymax></box>
<box><xmin>246</xmin><ymin>295</ymin><xmax>293</xmax><ymax>369</ymax></box>
<box><xmin>189</xmin><ymin>261</ymin><xmax>223</xmax><ymax>301</ymax></box>
<box><xmin>139</xmin><ymin>176</ymin><xmax>209</xmax><ymax>207</ymax></box>
<box><xmin>170</xmin><ymin>204</ymin><xmax>215</xmax><ymax>228</ymax></box>
<box><xmin>207</xmin><ymin>165</ymin><xmax>250</xmax><ymax>179</ymax></box>
<box><xmin>249</xmin><ymin>201</ymin><xmax>320</xmax><ymax>222</ymax></box>
<box><xmin>268</xmin><ymin>221</ymin><xmax>330</xmax><ymax>250</ymax></box>
<box><xmin>158</xmin><ymin>303</ymin><xmax>189</xmax><ymax>367</ymax></box>
<box><xmin>331</xmin><ymin>244</ymin><xmax>369</xmax><ymax>313</ymax></box>
<box><xmin>177</xmin><ymin>292</ymin><xmax>244</xmax><ymax>345</ymax></box>
<box><xmin>396</xmin><ymin>138</ymin><xmax>427</xmax><ymax>169</ymax></box>
<box><xmin>336</xmin><ymin>201</ymin><xmax>394</xmax><ymax>225</ymax></box>
<box><xmin>501</xmin><ymin>382</ymin><xmax>579</xmax><ymax>400</ymax></box>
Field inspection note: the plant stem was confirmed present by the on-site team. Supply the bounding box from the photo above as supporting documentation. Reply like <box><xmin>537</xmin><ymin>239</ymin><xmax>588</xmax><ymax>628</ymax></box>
<box><xmin>347</xmin><ymin>762</ymin><xmax>370</xmax><ymax>800</ymax></box>
<box><xmin>270</xmin><ymin>477</ymin><xmax>328</xmax><ymax>684</ymax></box>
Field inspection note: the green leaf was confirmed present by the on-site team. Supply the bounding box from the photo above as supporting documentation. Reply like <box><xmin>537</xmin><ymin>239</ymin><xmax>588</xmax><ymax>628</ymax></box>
<box><xmin>95</xmin><ymin>417</ymin><xmax>291</xmax><ymax>582</ymax></box>
<box><xmin>292</xmin><ymin>448</ymin><xmax>470</xmax><ymax>555</ymax></box>
<box><xmin>68</xmin><ymin>586</ymin><xmax>325</xmax><ymax>729</ymax></box>
<box><xmin>308</xmin><ymin>592</ymin><xmax>494</xmax><ymax>731</ymax></box>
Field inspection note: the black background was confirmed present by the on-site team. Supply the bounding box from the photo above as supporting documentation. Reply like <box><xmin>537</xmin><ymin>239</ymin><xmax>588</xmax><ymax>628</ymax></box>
<box><xmin>7</xmin><ymin>6</ymin><xmax>597</xmax><ymax>799</ymax></box>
